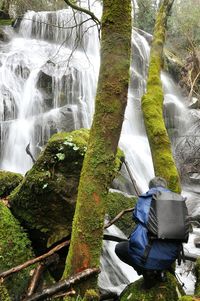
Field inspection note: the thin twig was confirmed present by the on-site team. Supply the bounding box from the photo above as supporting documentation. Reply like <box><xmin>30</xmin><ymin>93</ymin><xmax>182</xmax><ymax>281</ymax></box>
<box><xmin>104</xmin><ymin>207</ymin><xmax>134</xmax><ymax>229</ymax></box>
<box><xmin>63</xmin><ymin>0</ymin><xmax>101</xmax><ymax>26</ymax></box>
<box><xmin>25</xmin><ymin>264</ymin><xmax>45</xmax><ymax>298</ymax></box>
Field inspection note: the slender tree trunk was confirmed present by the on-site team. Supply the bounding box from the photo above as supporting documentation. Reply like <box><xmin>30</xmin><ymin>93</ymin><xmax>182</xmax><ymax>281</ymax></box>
<box><xmin>141</xmin><ymin>0</ymin><xmax>181</xmax><ymax>192</ymax></box>
<box><xmin>62</xmin><ymin>0</ymin><xmax>132</xmax><ymax>297</ymax></box>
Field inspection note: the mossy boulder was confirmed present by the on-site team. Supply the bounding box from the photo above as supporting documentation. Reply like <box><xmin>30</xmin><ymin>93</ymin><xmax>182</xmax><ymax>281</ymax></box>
<box><xmin>119</xmin><ymin>272</ymin><xmax>184</xmax><ymax>301</ymax></box>
<box><xmin>9</xmin><ymin>129</ymin><xmax>124</xmax><ymax>250</ymax></box>
<box><xmin>0</xmin><ymin>170</ymin><xmax>23</xmax><ymax>198</ymax></box>
<box><xmin>9</xmin><ymin>129</ymin><xmax>89</xmax><ymax>250</ymax></box>
<box><xmin>0</xmin><ymin>201</ymin><xmax>33</xmax><ymax>300</ymax></box>
<box><xmin>106</xmin><ymin>190</ymin><xmax>136</xmax><ymax>236</ymax></box>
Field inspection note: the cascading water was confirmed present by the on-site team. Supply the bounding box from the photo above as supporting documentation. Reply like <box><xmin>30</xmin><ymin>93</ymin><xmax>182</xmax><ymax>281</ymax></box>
<box><xmin>0</xmin><ymin>4</ymin><xmax>200</xmax><ymax>296</ymax></box>
<box><xmin>0</xmin><ymin>9</ymin><xmax>99</xmax><ymax>173</ymax></box>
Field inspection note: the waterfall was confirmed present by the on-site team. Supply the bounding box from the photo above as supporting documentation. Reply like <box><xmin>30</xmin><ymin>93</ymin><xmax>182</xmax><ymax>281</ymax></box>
<box><xmin>0</xmin><ymin>9</ymin><xmax>99</xmax><ymax>173</ymax></box>
<box><xmin>0</xmin><ymin>5</ymin><xmax>199</xmax><ymax>296</ymax></box>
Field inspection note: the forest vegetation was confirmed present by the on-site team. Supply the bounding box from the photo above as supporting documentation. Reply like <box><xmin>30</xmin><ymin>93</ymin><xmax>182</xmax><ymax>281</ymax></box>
<box><xmin>0</xmin><ymin>0</ymin><xmax>199</xmax><ymax>301</ymax></box>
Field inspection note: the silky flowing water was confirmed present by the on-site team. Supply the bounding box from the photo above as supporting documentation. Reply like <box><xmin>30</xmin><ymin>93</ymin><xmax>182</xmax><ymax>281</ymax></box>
<box><xmin>0</xmin><ymin>5</ymin><xmax>199</xmax><ymax>296</ymax></box>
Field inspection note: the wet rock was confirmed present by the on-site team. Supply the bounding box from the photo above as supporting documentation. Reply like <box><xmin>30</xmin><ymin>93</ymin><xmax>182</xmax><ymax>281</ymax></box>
<box><xmin>37</xmin><ymin>71</ymin><xmax>53</xmax><ymax>110</ymax></box>
<box><xmin>0</xmin><ymin>27</ymin><xmax>9</xmax><ymax>42</ymax></box>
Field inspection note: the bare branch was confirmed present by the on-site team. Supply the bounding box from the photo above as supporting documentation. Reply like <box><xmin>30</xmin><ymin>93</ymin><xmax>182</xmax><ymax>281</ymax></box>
<box><xmin>22</xmin><ymin>268</ymin><xmax>100</xmax><ymax>301</ymax></box>
<box><xmin>0</xmin><ymin>240</ymin><xmax>70</xmax><ymax>280</ymax></box>
<box><xmin>25</xmin><ymin>264</ymin><xmax>45</xmax><ymax>298</ymax></box>
<box><xmin>104</xmin><ymin>207</ymin><xmax>134</xmax><ymax>229</ymax></box>
<box><xmin>63</xmin><ymin>0</ymin><xmax>101</xmax><ymax>26</ymax></box>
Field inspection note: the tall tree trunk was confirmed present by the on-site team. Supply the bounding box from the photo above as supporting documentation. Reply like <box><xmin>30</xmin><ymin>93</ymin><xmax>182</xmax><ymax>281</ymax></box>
<box><xmin>62</xmin><ymin>0</ymin><xmax>132</xmax><ymax>297</ymax></box>
<box><xmin>141</xmin><ymin>0</ymin><xmax>180</xmax><ymax>192</ymax></box>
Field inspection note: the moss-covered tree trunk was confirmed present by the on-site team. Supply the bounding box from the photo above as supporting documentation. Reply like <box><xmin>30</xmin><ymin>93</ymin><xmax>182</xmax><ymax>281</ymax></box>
<box><xmin>141</xmin><ymin>0</ymin><xmax>180</xmax><ymax>192</ymax></box>
<box><xmin>62</xmin><ymin>0</ymin><xmax>132</xmax><ymax>298</ymax></box>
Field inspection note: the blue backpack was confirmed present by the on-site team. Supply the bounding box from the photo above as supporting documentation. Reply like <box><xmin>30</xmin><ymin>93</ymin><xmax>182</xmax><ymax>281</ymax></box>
<box><xmin>128</xmin><ymin>186</ymin><xmax>189</xmax><ymax>271</ymax></box>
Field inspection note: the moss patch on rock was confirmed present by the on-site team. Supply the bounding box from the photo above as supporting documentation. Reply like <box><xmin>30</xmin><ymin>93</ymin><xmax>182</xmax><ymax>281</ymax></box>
<box><xmin>119</xmin><ymin>272</ymin><xmax>183</xmax><ymax>301</ymax></box>
<box><xmin>9</xmin><ymin>129</ymin><xmax>124</xmax><ymax>250</ymax></box>
<box><xmin>106</xmin><ymin>190</ymin><xmax>136</xmax><ymax>236</ymax></box>
<box><xmin>0</xmin><ymin>201</ymin><xmax>33</xmax><ymax>300</ymax></box>
<box><xmin>0</xmin><ymin>170</ymin><xmax>23</xmax><ymax>198</ymax></box>
<box><xmin>9</xmin><ymin>129</ymin><xmax>89</xmax><ymax>250</ymax></box>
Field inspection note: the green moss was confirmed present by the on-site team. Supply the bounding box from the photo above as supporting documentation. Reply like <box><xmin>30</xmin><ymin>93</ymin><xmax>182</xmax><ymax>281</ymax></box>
<box><xmin>141</xmin><ymin>0</ymin><xmax>181</xmax><ymax>193</ymax></box>
<box><xmin>0</xmin><ymin>285</ymin><xmax>11</xmax><ymax>301</ymax></box>
<box><xmin>83</xmin><ymin>289</ymin><xmax>99</xmax><ymax>300</ymax></box>
<box><xmin>0</xmin><ymin>19</ymin><xmax>12</xmax><ymax>26</ymax></box>
<box><xmin>179</xmin><ymin>297</ymin><xmax>196</xmax><ymax>301</ymax></box>
<box><xmin>106</xmin><ymin>191</ymin><xmax>136</xmax><ymax>236</ymax></box>
<box><xmin>0</xmin><ymin>202</ymin><xmax>33</xmax><ymax>300</ymax></box>
<box><xmin>120</xmin><ymin>273</ymin><xmax>183</xmax><ymax>301</ymax></box>
<box><xmin>0</xmin><ymin>170</ymin><xmax>23</xmax><ymax>198</ymax></box>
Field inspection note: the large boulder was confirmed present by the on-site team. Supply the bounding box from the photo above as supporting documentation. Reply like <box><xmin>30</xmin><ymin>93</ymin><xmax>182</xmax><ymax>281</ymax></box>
<box><xmin>9</xmin><ymin>128</ymin><xmax>124</xmax><ymax>252</ymax></box>
<box><xmin>9</xmin><ymin>129</ymin><xmax>89</xmax><ymax>250</ymax></box>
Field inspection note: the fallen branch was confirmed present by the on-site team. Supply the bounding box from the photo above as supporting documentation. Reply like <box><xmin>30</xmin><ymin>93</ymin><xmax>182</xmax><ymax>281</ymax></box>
<box><xmin>104</xmin><ymin>207</ymin><xmax>133</xmax><ymax>229</ymax></box>
<box><xmin>26</xmin><ymin>264</ymin><xmax>45</xmax><ymax>298</ymax></box>
<box><xmin>0</xmin><ymin>240</ymin><xmax>70</xmax><ymax>279</ymax></box>
<box><xmin>23</xmin><ymin>268</ymin><xmax>100</xmax><ymax>301</ymax></box>
<box><xmin>52</xmin><ymin>289</ymin><xmax>76</xmax><ymax>299</ymax></box>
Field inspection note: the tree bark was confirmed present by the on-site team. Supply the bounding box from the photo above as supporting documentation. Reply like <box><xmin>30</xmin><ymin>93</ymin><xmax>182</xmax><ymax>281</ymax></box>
<box><xmin>62</xmin><ymin>0</ymin><xmax>132</xmax><ymax>297</ymax></box>
<box><xmin>141</xmin><ymin>0</ymin><xmax>181</xmax><ymax>192</ymax></box>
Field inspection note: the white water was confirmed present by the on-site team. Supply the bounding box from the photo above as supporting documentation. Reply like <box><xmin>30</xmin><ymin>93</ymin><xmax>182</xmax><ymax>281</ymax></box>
<box><xmin>0</xmin><ymin>5</ymin><xmax>199</xmax><ymax>297</ymax></box>
<box><xmin>0</xmin><ymin>9</ymin><xmax>99</xmax><ymax>173</ymax></box>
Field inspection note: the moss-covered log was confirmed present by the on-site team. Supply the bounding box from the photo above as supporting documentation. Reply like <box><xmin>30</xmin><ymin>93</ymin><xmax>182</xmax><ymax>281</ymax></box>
<box><xmin>62</xmin><ymin>0</ymin><xmax>132</xmax><ymax>298</ymax></box>
<box><xmin>119</xmin><ymin>272</ymin><xmax>183</xmax><ymax>301</ymax></box>
<box><xmin>141</xmin><ymin>0</ymin><xmax>180</xmax><ymax>192</ymax></box>
<box><xmin>0</xmin><ymin>201</ymin><xmax>33</xmax><ymax>300</ymax></box>
<box><xmin>0</xmin><ymin>170</ymin><xmax>23</xmax><ymax>198</ymax></box>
